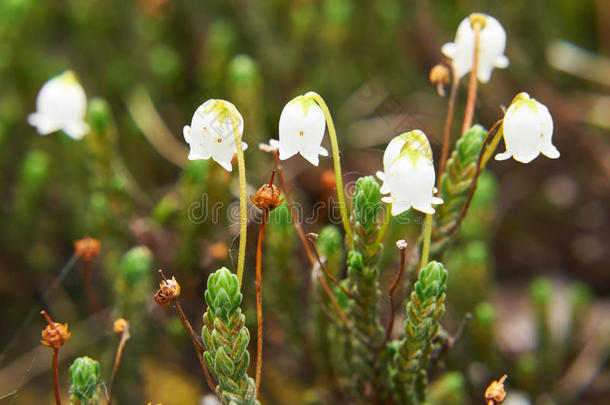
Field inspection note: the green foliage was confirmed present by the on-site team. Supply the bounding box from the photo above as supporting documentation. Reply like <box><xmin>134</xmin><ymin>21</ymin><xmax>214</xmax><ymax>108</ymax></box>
<box><xmin>340</xmin><ymin>176</ymin><xmax>385</xmax><ymax>398</ymax></box>
<box><xmin>317</xmin><ymin>225</ymin><xmax>344</xmax><ymax>276</ymax></box>
<box><xmin>119</xmin><ymin>246</ymin><xmax>153</xmax><ymax>288</ymax></box>
<box><xmin>393</xmin><ymin>261</ymin><xmax>447</xmax><ymax>404</ymax></box>
<box><xmin>69</xmin><ymin>356</ymin><xmax>102</xmax><ymax>405</ymax></box>
<box><xmin>202</xmin><ymin>268</ymin><xmax>259</xmax><ymax>405</ymax></box>
<box><xmin>431</xmin><ymin>125</ymin><xmax>487</xmax><ymax>255</ymax></box>
<box><xmin>428</xmin><ymin>371</ymin><xmax>466</xmax><ymax>405</ymax></box>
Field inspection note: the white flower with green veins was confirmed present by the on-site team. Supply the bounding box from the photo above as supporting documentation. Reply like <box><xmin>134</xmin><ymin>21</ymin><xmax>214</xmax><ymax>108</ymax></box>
<box><xmin>496</xmin><ymin>92</ymin><xmax>559</xmax><ymax>163</ymax></box>
<box><xmin>27</xmin><ymin>71</ymin><xmax>89</xmax><ymax>140</ymax></box>
<box><xmin>377</xmin><ymin>130</ymin><xmax>443</xmax><ymax>215</ymax></box>
<box><xmin>183</xmin><ymin>99</ymin><xmax>247</xmax><ymax>172</ymax></box>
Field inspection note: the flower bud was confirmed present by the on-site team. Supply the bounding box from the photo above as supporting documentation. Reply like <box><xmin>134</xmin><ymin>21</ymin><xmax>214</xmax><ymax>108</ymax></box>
<box><xmin>154</xmin><ymin>274</ymin><xmax>181</xmax><ymax>309</ymax></box>
<box><xmin>74</xmin><ymin>237</ymin><xmax>101</xmax><ymax>261</ymax></box>
<box><xmin>113</xmin><ymin>318</ymin><xmax>129</xmax><ymax>335</ymax></box>
<box><xmin>429</xmin><ymin>64</ymin><xmax>451</xmax><ymax>96</ymax></box>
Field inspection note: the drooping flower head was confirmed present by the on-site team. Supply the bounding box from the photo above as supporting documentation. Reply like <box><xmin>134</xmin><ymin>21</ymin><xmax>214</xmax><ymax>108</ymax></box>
<box><xmin>183</xmin><ymin>99</ymin><xmax>247</xmax><ymax>171</ymax></box>
<box><xmin>27</xmin><ymin>70</ymin><xmax>89</xmax><ymax>140</ymax></box>
<box><xmin>377</xmin><ymin>130</ymin><xmax>443</xmax><ymax>215</ymax></box>
<box><xmin>441</xmin><ymin>13</ymin><xmax>509</xmax><ymax>83</ymax></box>
<box><xmin>278</xmin><ymin>94</ymin><xmax>328</xmax><ymax>166</ymax></box>
<box><xmin>496</xmin><ymin>92</ymin><xmax>559</xmax><ymax>164</ymax></box>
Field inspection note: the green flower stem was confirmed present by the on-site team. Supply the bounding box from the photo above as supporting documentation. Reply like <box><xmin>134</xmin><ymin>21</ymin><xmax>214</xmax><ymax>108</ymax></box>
<box><xmin>231</xmin><ymin>117</ymin><xmax>248</xmax><ymax>289</ymax></box>
<box><xmin>480</xmin><ymin>122</ymin><xmax>504</xmax><ymax>168</ymax></box>
<box><xmin>419</xmin><ymin>213</ymin><xmax>433</xmax><ymax>270</ymax></box>
<box><xmin>306</xmin><ymin>91</ymin><xmax>353</xmax><ymax>250</ymax></box>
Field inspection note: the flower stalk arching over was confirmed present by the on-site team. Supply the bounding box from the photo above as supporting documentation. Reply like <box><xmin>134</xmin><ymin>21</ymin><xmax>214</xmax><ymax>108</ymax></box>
<box><xmin>27</xmin><ymin>70</ymin><xmax>90</xmax><ymax>140</ymax></box>
<box><xmin>441</xmin><ymin>13</ymin><xmax>509</xmax><ymax>83</ymax></box>
<box><xmin>271</xmin><ymin>91</ymin><xmax>353</xmax><ymax>248</ymax></box>
<box><xmin>377</xmin><ymin>130</ymin><xmax>443</xmax><ymax>216</ymax></box>
<box><xmin>495</xmin><ymin>92</ymin><xmax>560</xmax><ymax>163</ymax></box>
<box><xmin>183</xmin><ymin>99</ymin><xmax>248</xmax><ymax>287</ymax></box>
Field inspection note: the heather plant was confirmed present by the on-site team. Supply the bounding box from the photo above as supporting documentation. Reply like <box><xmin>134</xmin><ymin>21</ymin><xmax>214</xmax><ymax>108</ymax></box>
<box><xmin>2</xmin><ymin>4</ymin><xmax>605</xmax><ymax>405</ymax></box>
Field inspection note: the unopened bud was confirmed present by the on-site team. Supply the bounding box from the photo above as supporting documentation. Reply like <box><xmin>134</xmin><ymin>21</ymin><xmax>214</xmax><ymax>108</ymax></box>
<box><xmin>74</xmin><ymin>237</ymin><xmax>101</xmax><ymax>261</ymax></box>
<box><xmin>429</xmin><ymin>64</ymin><xmax>451</xmax><ymax>97</ymax></box>
<box><xmin>113</xmin><ymin>318</ymin><xmax>129</xmax><ymax>335</ymax></box>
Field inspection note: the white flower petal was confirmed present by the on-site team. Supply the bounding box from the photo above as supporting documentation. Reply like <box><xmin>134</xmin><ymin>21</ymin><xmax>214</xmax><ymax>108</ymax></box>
<box><xmin>183</xmin><ymin>125</ymin><xmax>192</xmax><ymax>143</ymax></box>
<box><xmin>499</xmin><ymin>93</ymin><xmax>559</xmax><ymax>164</ymax></box>
<box><xmin>28</xmin><ymin>71</ymin><xmax>88</xmax><ymax>139</ymax></box>
<box><xmin>278</xmin><ymin>94</ymin><xmax>327</xmax><ymax>165</ymax></box>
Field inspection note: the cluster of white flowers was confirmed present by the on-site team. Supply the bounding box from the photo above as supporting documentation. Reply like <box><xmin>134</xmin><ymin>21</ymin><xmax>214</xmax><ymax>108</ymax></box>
<box><xmin>28</xmin><ymin>12</ymin><xmax>559</xmax><ymax>220</ymax></box>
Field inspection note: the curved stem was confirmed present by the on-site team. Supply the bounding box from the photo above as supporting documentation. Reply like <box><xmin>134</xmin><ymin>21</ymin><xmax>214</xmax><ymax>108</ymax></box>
<box><xmin>419</xmin><ymin>213</ymin><xmax>433</xmax><ymax>271</ymax></box>
<box><xmin>461</xmin><ymin>22</ymin><xmax>482</xmax><ymax>135</ymax></box>
<box><xmin>306</xmin><ymin>233</ymin><xmax>353</xmax><ymax>299</ymax></box>
<box><xmin>108</xmin><ymin>325</ymin><xmax>130</xmax><ymax>405</ymax></box>
<box><xmin>231</xmin><ymin>117</ymin><xmax>248</xmax><ymax>289</ymax></box>
<box><xmin>305</xmin><ymin>92</ymin><xmax>353</xmax><ymax>249</ymax></box>
<box><xmin>52</xmin><ymin>348</ymin><xmax>61</xmax><ymax>405</ymax></box>
<box><xmin>437</xmin><ymin>65</ymin><xmax>460</xmax><ymax>185</ymax></box>
<box><xmin>384</xmin><ymin>245</ymin><xmax>407</xmax><ymax>344</ymax></box>
<box><xmin>255</xmin><ymin>209</ymin><xmax>268</xmax><ymax>395</ymax></box>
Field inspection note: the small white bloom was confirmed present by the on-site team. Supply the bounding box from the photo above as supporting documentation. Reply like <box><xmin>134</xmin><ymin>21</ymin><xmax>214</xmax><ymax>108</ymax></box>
<box><xmin>258</xmin><ymin>139</ymin><xmax>280</xmax><ymax>153</ymax></box>
<box><xmin>27</xmin><ymin>71</ymin><xmax>89</xmax><ymax>140</ymax></box>
<box><xmin>278</xmin><ymin>94</ymin><xmax>328</xmax><ymax>166</ymax></box>
<box><xmin>377</xmin><ymin>130</ymin><xmax>443</xmax><ymax>216</ymax></box>
<box><xmin>441</xmin><ymin>13</ymin><xmax>509</xmax><ymax>83</ymax></box>
<box><xmin>183</xmin><ymin>99</ymin><xmax>248</xmax><ymax>172</ymax></box>
<box><xmin>495</xmin><ymin>92</ymin><xmax>559</xmax><ymax>163</ymax></box>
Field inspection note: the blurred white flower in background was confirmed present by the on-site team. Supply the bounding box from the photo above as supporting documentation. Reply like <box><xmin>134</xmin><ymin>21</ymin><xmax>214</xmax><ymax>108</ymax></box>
<box><xmin>277</xmin><ymin>94</ymin><xmax>328</xmax><ymax>166</ymax></box>
<box><xmin>183</xmin><ymin>99</ymin><xmax>247</xmax><ymax>172</ymax></box>
<box><xmin>441</xmin><ymin>13</ymin><xmax>509</xmax><ymax>83</ymax></box>
<box><xmin>496</xmin><ymin>92</ymin><xmax>559</xmax><ymax>163</ymax></box>
<box><xmin>27</xmin><ymin>70</ymin><xmax>89</xmax><ymax>140</ymax></box>
<box><xmin>377</xmin><ymin>130</ymin><xmax>443</xmax><ymax>215</ymax></box>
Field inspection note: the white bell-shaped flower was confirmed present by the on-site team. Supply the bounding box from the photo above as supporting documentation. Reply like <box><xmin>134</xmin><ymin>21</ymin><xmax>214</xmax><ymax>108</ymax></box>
<box><xmin>441</xmin><ymin>13</ymin><xmax>509</xmax><ymax>83</ymax></box>
<box><xmin>495</xmin><ymin>92</ymin><xmax>559</xmax><ymax>164</ymax></box>
<box><xmin>183</xmin><ymin>99</ymin><xmax>248</xmax><ymax>172</ymax></box>
<box><xmin>377</xmin><ymin>130</ymin><xmax>443</xmax><ymax>215</ymax></box>
<box><xmin>27</xmin><ymin>71</ymin><xmax>89</xmax><ymax>140</ymax></box>
<box><xmin>278</xmin><ymin>94</ymin><xmax>328</xmax><ymax>166</ymax></box>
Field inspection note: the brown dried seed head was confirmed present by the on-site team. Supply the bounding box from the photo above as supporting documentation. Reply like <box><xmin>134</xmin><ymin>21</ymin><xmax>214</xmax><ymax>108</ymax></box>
<box><xmin>485</xmin><ymin>374</ymin><xmax>508</xmax><ymax>404</ymax></box>
<box><xmin>74</xmin><ymin>237</ymin><xmax>101</xmax><ymax>261</ymax></box>
<box><xmin>430</xmin><ymin>64</ymin><xmax>451</xmax><ymax>86</ymax></box>
<box><xmin>154</xmin><ymin>275</ymin><xmax>181</xmax><ymax>309</ymax></box>
<box><xmin>113</xmin><ymin>318</ymin><xmax>129</xmax><ymax>335</ymax></box>
<box><xmin>250</xmin><ymin>184</ymin><xmax>283</xmax><ymax>211</ymax></box>
<box><xmin>41</xmin><ymin>322</ymin><xmax>71</xmax><ymax>349</ymax></box>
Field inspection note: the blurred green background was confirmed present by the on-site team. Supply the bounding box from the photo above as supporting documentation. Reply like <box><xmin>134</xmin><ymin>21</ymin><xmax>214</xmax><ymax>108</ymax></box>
<box><xmin>0</xmin><ymin>0</ymin><xmax>609</xmax><ymax>404</ymax></box>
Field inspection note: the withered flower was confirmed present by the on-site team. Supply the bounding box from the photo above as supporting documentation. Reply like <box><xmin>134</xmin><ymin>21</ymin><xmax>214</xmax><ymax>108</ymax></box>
<box><xmin>40</xmin><ymin>311</ymin><xmax>71</xmax><ymax>349</ymax></box>
<box><xmin>250</xmin><ymin>183</ymin><xmax>283</xmax><ymax>211</ymax></box>
<box><xmin>154</xmin><ymin>273</ymin><xmax>181</xmax><ymax>309</ymax></box>
<box><xmin>74</xmin><ymin>237</ymin><xmax>101</xmax><ymax>261</ymax></box>
<box><xmin>485</xmin><ymin>374</ymin><xmax>508</xmax><ymax>405</ymax></box>
<box><xmin>429</xmin><ymin>64</ymin><xmax>451</xmax><ymax>96</ymax></box>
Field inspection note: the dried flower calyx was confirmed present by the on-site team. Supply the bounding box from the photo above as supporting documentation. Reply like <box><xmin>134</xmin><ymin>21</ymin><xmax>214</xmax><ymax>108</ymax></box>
<box><xmin>154</xmin><ymin>271</ymin><xmax>181</xmax><ymax>309</ymax></box>
<box><xmin>40</xmin><ymin>310</ymin><xmax>71</xmax><ymax>349</ymax></box>
<box><xmin>485</xmin><ymin>374</ymin><xmax>508</xmax><ymax>405</ymax></box>
<box><xmin>250</xmin><ymin>171</ymin><xmax>283</xmax><ymax>211</ymax></box>
<box><xmin>74</xmin><ymin>237</ymin><xmax>101</xmax><ymax>261</ymax></box>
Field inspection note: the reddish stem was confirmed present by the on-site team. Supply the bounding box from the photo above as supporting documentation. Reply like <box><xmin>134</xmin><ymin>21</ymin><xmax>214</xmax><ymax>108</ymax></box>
<box><xmin>107</xmin><ymin>325</ymin><xmax>130</xmax><ymax>405</ymax></box>
<box><xmin>461</xmin><ymin>23</ymin><xmax>482</xmax><ymax>135</ymax></box>
<box><xmin>52</xmin><ymin>348</ymin><xmax>61</xmax><ymax>405</ymax></box>
<box><xmin>255</xmin><ymin>209</ymin><xmax>268</xmax><ymax>395</ymax></box>
<box><xmin>306</xmin><ymin>233</ymin><xmax>353</xmax><ymax>299</ymax></box>
<box><xmin>272</xmin><ymin>151</ymin><xmax>315</xmax><ymax>266</ymax></box>
<box><xmin>384</xmin><ymin>246</ymin><xmax>407</xmax><ymax>344</ymax></box>
<box><xmin>437</xmin><ymin>64</ymin><xmax>460</xmax><ymax>186</ymax></box>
